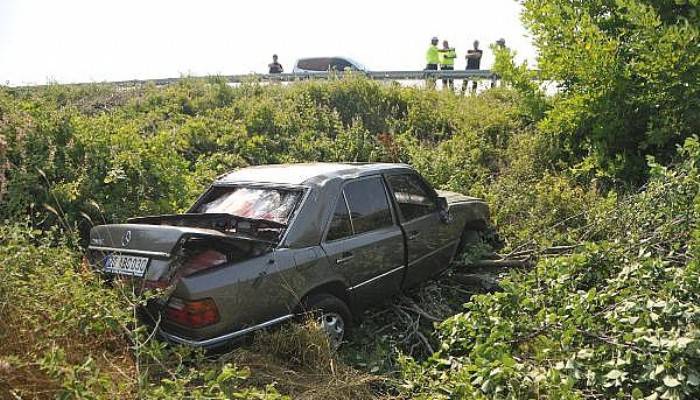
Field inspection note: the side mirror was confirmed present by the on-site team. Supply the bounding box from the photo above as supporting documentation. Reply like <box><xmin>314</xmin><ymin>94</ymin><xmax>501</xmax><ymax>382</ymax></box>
<box><xmin>437</xmin><ymin>196</ymin><xmax>451</xmax><ymax>224</ymax></box>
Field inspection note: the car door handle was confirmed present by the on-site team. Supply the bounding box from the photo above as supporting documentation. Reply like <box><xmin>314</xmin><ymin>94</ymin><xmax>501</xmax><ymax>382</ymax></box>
<box><xmin>336</xmin><ymin>252</ymin><xmax>354</xmax><ymax>265</ymax></box>
<box><xmin>407</xmin><ymin>230</ymin><xmax>421</xmax><ymax>240</ymax></box>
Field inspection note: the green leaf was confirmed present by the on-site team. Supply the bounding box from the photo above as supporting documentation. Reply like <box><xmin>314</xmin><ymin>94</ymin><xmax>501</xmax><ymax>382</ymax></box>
<box><xmin>663</xmin><ymin>375</ymin><xmax>681</xmax><ymax>388</ymax></box>
<box><xmin>606</xmin><ymin>369</ymin><xmax>623</xmax><ymax>380</ymax></box>
<box><xmin>632</xmin><ymin>388</ymin><xmax>644</xmax><ymax>399</ymax></box>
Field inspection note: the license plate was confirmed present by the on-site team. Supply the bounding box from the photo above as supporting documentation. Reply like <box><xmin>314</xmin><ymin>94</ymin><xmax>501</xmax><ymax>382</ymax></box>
<box><xmin>105</xmin><ymin>254</ymin><xmax>149</xmax><ymax>277</ymax></box>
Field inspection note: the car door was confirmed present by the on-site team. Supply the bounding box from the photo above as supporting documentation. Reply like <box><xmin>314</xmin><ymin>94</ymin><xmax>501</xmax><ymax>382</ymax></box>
<box><xmin>320</xmin><ymin>176</ymin><xmax>405</xmax><ymax>308</ymax></box>
<box><xmin>386</xmin><ymin>173</ymin><xmax>456</xmax><ymax>288</ymax></box>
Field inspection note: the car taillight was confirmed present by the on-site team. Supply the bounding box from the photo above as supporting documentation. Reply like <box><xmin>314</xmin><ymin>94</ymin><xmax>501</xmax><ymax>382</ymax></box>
<box><xmin>165</xmin><ymin>297</ymin><xmax>220</xmax><ymax>328</ymax></box>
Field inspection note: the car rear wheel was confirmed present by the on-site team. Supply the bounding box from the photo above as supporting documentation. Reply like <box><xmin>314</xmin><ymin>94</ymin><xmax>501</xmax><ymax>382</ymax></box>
<box><xmin>302</xmin><ymin>294</ymin><xmax>352</xmax><ymax>349</ymax></box>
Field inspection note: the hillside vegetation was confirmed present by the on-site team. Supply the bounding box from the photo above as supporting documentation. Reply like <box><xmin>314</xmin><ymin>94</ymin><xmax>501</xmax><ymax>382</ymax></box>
<box><xmin>1</xmin><ymin>0</ymin><xmax>699</xmax><ymax>398</ymax></box>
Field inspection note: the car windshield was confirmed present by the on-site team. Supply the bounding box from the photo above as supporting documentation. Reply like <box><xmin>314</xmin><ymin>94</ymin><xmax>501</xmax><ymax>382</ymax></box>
<box><xmin>195</xmin><ymin>187</ymin><xmax>302</xmax><ymax>224</ymax></box>
<box><xmin>346</xmin><ymin>58</ymin><xmax>366</xmax><ymax>71</ymax></box>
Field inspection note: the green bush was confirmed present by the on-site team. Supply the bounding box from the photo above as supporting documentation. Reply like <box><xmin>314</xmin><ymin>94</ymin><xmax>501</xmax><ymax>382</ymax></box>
<box><xmin>0</xmin><ymin>79</ymin><xmax>530</xmax><ymax>242</ymax></box>
<box><xmin>399</xmin><ymin>137</ymin><xmax>700</xmax><ymax>399</ymax></box>
<box><xmin>517</xmin><ymin>0</ymin><xmax>700</xmax><ymax>184</ymax></box>
<box><xmin>0</xmin><ymin>223</ymin><xmax>288</xmax><ymax>399</ymax></box>
<box><xmin>1</xmin><ymin>61</ymin><xmax>697</xmax><ymax>398</ymax></box>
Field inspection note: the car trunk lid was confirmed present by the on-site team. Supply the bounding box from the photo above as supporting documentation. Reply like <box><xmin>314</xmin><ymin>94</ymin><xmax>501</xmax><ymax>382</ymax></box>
<box><xmin>89</xmin><ymin>223</ymin><xmax>230</xmax><ymax>257</ymax></box>
<box><xmin>88</xmin><ymin>223</ymin><xmax>272</xmax><ymax>283</ymax></box>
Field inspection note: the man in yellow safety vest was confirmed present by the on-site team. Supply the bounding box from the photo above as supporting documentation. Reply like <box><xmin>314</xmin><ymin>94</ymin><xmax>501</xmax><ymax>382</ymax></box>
<box><xmin>438</xmin><ymin>40</ymin><xmax>457</xmax><ymax>90</ymax></box>
<box><xmin>425</xmin><ymin>36</ymin><xmax>439</xmax><ymax>89</ymax></box>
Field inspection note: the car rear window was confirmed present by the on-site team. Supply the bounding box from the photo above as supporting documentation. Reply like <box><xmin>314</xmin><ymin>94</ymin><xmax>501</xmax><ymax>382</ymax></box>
<box><xmin>195</xmin><ymin>187</ymin><xmax>301</xmax><ymax>224</ymax></box>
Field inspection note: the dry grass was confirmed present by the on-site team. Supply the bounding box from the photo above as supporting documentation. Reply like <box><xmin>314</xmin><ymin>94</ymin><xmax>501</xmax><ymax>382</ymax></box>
<box><xmin>0</xmin><ymin>298</ymin><xmax>138</xmax><ymax>399</ymax></box>
<box><xmin>228</xmin><ymin>321</ymin><xmax>389</xmax><ymax>400</ymax></box>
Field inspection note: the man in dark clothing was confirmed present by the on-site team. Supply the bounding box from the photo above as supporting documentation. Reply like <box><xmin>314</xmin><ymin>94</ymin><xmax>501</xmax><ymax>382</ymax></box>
<box><xmin>463</xmin><ymin>40</ymin><xmax>483</xmax><ymax>94</ymax></box>
<box><xmin>268</xmin><ymin>54</ymin><xmax>283</xmax><ymax>74</ymax></box>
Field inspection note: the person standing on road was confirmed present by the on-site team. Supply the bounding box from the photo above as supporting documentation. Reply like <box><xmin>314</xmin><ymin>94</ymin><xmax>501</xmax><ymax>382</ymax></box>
<box><xmin>463</xmin><ymin>40</ymin><xmax>483</xmax><ymax>94</ymax></box>
<box><xmin>268</xmin><ymin>54</ymin><xmax>284</xmax><ymax>74</ymax></box>
<box><xmin>438</xmin><ymin>40</ymin><xmax>457</xmax><ymax>90</ymax></box>
<box><xmin>425</xmin><ymin>37</ymin><xmax>440</xmax><ymax>89</ymax></box>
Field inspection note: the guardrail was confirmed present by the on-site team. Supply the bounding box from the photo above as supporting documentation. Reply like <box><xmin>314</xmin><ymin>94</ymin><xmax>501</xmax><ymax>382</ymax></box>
<box><xmin>228</xmin><ymin>69</ymin><xmax>496</xmax><ymax>82</ymax></box>
<box><xmin>66</xmin><ymin>70</ymin><xmax>496</xmax><ymax>88</ymax></box>
<box><xmin>8</xmin><ymin>70</ymin><xmax>497</xmax><ymax>89</ymax></box>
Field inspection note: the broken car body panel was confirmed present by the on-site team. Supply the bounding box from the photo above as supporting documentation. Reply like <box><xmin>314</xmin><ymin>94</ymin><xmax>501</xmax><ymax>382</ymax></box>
<box><xmin>87</xmin><ymin>163</ymin><xmax>491</xmax><ymax>347</ymax></box>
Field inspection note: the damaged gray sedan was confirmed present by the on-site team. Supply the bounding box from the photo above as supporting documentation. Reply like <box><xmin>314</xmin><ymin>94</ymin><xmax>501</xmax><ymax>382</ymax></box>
<box><xmin>87</xmin><ymin>163</ymin><xmax>491</xmax><ymax>348</ymax></box>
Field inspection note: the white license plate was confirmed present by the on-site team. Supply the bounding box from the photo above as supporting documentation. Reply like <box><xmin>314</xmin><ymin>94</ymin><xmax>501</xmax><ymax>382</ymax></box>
<box><xmin>105</xmin><ymin>254</ymin><xmax>149</xmax><ymax>277</ymax></box>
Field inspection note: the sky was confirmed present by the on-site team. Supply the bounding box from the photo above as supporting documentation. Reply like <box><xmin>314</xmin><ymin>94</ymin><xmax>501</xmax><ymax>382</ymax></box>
<box><xmin>0</xmin><ymin>0</ymin><xmax>537</xmax><ymax>86</ymax></box>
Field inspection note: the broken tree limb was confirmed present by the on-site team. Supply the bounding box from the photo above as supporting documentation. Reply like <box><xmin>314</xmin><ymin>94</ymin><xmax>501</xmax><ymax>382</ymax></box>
<box><xmin>500</xmin><ymin>249</ymin><xmax>535</xmax><ymax>258</ymax></box>
<box><xmin>500</xmin><ymin>243</ymin><xmax>582</xmax><ymax>259</ymax></box>
<box><xmin>541</xmin><ymin>245</ymin><xmax>581</xmax><ymax>254</ymax></box>
<box><xmin>493</xmin><ymin>245</ymin><xmax>581</xmax><ymax>261</ymax></box>
<box><xmin>398</xmin><ymin>301</ymin><xmax>441</xmax><ymax>323</ymax></box>
<box><xmin>464</xmin><ymin>258</ymin><xmax>531</xmax><ymax>268</ymax></box>
<box><xmin>415</xmin><ymin>331</ymin><xmax>435</xmax><ymax>354</ymax></box>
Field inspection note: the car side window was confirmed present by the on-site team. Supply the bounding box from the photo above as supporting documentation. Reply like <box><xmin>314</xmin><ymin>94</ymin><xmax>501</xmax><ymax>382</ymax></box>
<box><xmin>326</xmin><ymin>194</ymin><xmax>353</xmax><ymax>241</ymax></box>
<box><xmin>387</xmin><ymin>174</ymin><xmax>438</xmax><ymax>221</ymax></box>
<box><xmin>343</xmin><ymin>177</ymin><xmax>393</xmax><ymax>235</ymax></box>
<box><xmin>331</xmin><ymin>58</ymin><xmax>352</xmax><ymax>71</ymax></box>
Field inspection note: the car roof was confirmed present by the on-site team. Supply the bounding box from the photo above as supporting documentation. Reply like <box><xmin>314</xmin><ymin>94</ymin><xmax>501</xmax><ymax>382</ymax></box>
<box><xmin>295</xmin><ymin>56</ymin><xmax>353</xmax><ymax>62</ymax></box>
<box><xmin>294</xmin><ymin>57</ymin><xmax>363</xmax><ymax>66</ymax></box>
<box><xmin>216</xmin><ymin>162</ymin><xmax>413</xmax><ymax>186</ymax></box>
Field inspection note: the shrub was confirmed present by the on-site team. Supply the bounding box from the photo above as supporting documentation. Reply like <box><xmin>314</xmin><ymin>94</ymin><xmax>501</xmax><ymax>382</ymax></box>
<box><xmin>0</xmin><ymin>224</ymin><xmax>287</xmax><ymax>399</ymax></box>
<box><xmin>399</xmin><ymin>137</ymin><xmax>700</xmax><ymax>399</ymax></box>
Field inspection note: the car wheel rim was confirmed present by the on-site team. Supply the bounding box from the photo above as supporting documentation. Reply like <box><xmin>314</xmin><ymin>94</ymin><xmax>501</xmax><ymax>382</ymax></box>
<box><xmin>318</xmin><ymin>312</ymin><xmax>344</xmax><ymax>348</ymax></box>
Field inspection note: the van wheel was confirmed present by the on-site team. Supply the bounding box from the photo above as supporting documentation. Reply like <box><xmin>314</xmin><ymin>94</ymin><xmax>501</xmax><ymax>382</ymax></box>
<box><xmin>302</xmin><ymin>294</ymin><xmax>353</xmax><ymax>349</ymax></box>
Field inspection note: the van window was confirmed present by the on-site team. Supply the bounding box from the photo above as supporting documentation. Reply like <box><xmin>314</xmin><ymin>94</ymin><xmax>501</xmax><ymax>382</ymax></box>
<box><xmin>297</xmin><ymin>58</ymin><xmax>332</xmax><ymax>71</ymax></box>
<box><xmin>343</xmin><ymin>177</ymin><xmax>393</xmax><ymax>234</ymax></box>
<box><xmin>330</xmin><ymin>58</ymin><xmax>353</xmax><ymax>71</ymax></box>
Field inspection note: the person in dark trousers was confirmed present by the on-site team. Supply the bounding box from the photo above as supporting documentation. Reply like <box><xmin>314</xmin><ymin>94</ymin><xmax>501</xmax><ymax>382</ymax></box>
<box><xmin>268</xmin><ymin>54</ymin><xmax>284</xmax><ymax>74</ymax></box>
<box><xmin>438</xmin><ymin>40</ymin><xmax>457</xmax><ymax>90</ymax></box>
<box><xmin>463</xmin><ymin>40</ymin><xmax>483</xmax><ymax>94</ymax></box>
<box><xmin>425</xmin><ymin>36</ymin><xmax>439</xmax><ymax>89</ymax></box>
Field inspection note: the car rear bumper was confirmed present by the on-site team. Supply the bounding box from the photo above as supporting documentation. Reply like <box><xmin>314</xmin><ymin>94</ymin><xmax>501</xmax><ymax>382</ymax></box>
<box><xmin>157</xmin><ymin>314</ymin><xmax>295</xmax><ymax>348</ymax></box>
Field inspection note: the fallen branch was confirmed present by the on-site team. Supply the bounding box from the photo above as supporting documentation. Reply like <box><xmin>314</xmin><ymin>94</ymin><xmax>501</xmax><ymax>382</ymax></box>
<box><xmin>501</xmin><ymin>249</ymin><xmax>534</xmax><ymax>258</ymax></box>
<box><xmin>415</xmin><ymin>331</ymin><xmax>435</xmax><ymax>354</ymax></box>
<box><xmin>499</xmin><ymin>245</ymin><xmax>581</xmax><ymax>259</ymax></box>
<box><xmin>398</xmin><ymin>300</ymin><xmax>441</xmax><ymax>323</ymax></box>
<box><xmin>464</xmin><ymin>258</ymin><xmax>531</xmax><ymax>268</ymax></box>
<box><xmin>541</xmin><ymin>245</ymin><xmax>581</xmax><ymax>255</ymax></box>
<box><xmin>502</xmin><ymin>240</ymin><xmax>536</xmax><ymax>259</ymax></box>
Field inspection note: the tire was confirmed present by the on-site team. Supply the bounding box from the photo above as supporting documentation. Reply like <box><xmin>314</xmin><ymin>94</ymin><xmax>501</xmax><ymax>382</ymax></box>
<box><xmin>456</xmin><ymin>228</ymin><xmax>481</xmax><ymax>256</ymax></box>
<box><xmin>301</xmin><ymin>293</ymin><xmax>353</xmax><ymax>348</ymax></box>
